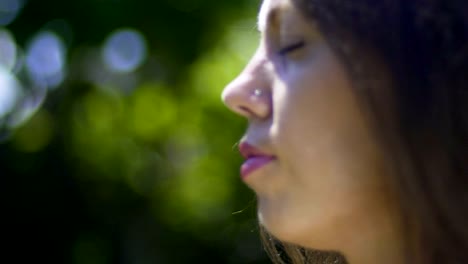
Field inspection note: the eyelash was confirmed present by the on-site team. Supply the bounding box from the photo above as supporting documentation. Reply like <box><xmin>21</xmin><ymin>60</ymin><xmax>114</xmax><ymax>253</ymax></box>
<box><xmin>278</xmin><ymin>41</ymin><xmax>305</xmax><ymax>56</ymax></box>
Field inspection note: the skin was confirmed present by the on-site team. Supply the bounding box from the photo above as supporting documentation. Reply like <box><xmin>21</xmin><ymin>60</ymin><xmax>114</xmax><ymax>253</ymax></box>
<box><xmin>222</xmin><ymin>0</ymin><xmax>406</xmax><ymax>263</ymax></box>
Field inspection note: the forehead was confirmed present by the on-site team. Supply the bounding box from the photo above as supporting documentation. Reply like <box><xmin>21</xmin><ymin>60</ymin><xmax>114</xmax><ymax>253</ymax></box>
<box><xmin>257</xmin><ymin>0</ymin><xmax>290</xmax><ymax>33</ymax></box>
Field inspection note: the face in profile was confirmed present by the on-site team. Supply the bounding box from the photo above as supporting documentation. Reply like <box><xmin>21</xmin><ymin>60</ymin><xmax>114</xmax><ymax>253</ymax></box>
<box><xmin>222</xmin><ymin>0</ymin><xmax>401</xmax><ymax>255</ymax></box>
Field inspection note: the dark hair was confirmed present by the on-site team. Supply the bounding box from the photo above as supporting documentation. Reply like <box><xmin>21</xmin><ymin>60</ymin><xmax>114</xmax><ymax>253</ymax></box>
<box><xmin>261</xmin><ymin>0</ymin><xmax>468</xmax><ymax>263</ymax></box>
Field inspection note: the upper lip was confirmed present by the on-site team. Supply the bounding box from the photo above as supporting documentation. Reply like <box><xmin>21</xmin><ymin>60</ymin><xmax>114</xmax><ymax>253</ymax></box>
<box><xmin>238</xmin><ymin>141</ymin><xmax>274</xmax><ymax>159</ymax></box>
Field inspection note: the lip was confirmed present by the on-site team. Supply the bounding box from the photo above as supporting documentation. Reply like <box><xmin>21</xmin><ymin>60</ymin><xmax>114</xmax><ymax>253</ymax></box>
<box><xmin>239</xmin><ymin>142</ymin><xmax>275</xmax><ymax>179</ymax></box>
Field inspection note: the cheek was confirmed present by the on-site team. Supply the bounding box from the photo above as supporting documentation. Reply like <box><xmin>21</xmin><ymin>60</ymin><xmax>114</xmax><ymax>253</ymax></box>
<box><xmin>271</xmin><ymin>65</ymin><xmax>341</xmax><ymax>178</ymax></box>
<box><xmin>266</xmin><ymin>64</ymin><xmax>391</xmax><ymax>239</ymax></box>
<box><xmin>262</xmin><ymin>44</ymin><xmax>396</xmax><ymax>245</ymax></box>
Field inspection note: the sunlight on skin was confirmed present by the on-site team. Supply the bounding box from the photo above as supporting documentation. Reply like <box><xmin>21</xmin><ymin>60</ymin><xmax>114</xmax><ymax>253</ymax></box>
<box><xmin>222</xmin><ymin>0</ymin><xmax>405</xmax><ymax>263</ymax></box>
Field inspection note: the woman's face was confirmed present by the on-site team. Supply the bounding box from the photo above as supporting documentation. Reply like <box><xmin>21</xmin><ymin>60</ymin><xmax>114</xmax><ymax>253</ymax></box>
<box><xmin>222</xmin><ymin>0</ymin><xmax>399</xmax><ymax>252</ymax></box>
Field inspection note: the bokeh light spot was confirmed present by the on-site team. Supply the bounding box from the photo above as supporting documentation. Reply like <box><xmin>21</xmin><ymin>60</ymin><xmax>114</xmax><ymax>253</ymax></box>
<box><xmin>130</xmin><ymin>84</ymin><xmax>176</xmax><ymax>141</ymax></box>
<box><xmin>12</xmin><ymin>109</ymin><xmax>54</xmax><ymax>152</ymax></box>
<box><xmin>0</xmin><ymin>65</ymin><xmax>21</xmax><ymax>119</ymax></box>
<box><xmin>190</xmin><ymin>20</ymin><xmax>258</xmax><ymax>103</ymax></box>
<box><xmin>0</xmin><ymin>0</ymin><xmax>24</xmax><ymax>26</ymax></box>
<box><xmin>0</xmin><ymin>28</ymin><xmax>17</xmax><ymax>70</ymax></box>
<box><xmin>25</xmin><ymin>31</ymin><xmax>67</xmax><ymax>89</ymax></box>
<box><xmin>7</xmin><ymin>87</ymin><xmax>47</xmax><ymax>129</ymax></box>
<box><xmin>102</xmin><ymin>28</ymin><xmax>147</xmax><ymax>73</ymax></box>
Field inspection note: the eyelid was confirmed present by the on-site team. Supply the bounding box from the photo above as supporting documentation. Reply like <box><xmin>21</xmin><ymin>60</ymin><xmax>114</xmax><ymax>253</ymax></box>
<box><xmin>278</xmin><ymin>40</ymin><xmax>305</xmax><ymax>56</ymax></box>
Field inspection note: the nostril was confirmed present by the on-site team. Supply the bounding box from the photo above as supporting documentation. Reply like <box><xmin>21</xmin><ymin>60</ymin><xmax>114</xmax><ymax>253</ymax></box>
<box><xmin>237</xmin><ymin>106</ymin><xmax>255</xmax><ymax>117</ymax></box>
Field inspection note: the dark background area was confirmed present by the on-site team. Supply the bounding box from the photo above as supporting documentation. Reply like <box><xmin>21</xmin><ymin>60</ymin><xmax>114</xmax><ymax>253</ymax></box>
<box><xmin>0</xmin><ymin>0</ymin><xmax>268</xmax><ymax>263</ymax></box>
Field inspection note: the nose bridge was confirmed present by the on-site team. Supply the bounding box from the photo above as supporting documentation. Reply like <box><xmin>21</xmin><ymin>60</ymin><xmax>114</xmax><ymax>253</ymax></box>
<box><xmin>221</xmin><ymin>47</ymin><xmax>271</xmax><ymax>118</ymax></box>
<box><xmin>242</xmin><ymin>46</ymin><xmax>268</xmax><ymax>77</ymax></box>
<box><xmin>225</xmin><ymin>47</ymin><xmax>266</xmax><ymax>90</ymax></box>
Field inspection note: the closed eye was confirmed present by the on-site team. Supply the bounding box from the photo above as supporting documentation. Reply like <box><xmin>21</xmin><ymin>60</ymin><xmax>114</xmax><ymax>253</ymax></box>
<box><xmin>278</xmin><ymin>41</ymin><xmax>305</xmax><ymax>56</ymax></box>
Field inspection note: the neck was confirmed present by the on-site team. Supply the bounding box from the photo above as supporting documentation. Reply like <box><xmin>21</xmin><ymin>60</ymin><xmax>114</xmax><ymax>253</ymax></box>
<box><xmin>341</xmin><ymin>210</ymin><xmax>406</xmax><ymax>264</ymax></box>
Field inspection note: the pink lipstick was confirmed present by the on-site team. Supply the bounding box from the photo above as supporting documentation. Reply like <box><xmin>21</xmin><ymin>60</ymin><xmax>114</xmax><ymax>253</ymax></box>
<box><xmin>238</xmin><ymin>142</ymin><xmax>275</xmax><ymax>179</ymax></box>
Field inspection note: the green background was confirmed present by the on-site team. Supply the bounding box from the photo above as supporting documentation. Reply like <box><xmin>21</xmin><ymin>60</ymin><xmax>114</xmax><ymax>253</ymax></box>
<box><xmin>1</xmin><ymin>0</ymin><xmax>270</xmax><ymax>263</ymax></box>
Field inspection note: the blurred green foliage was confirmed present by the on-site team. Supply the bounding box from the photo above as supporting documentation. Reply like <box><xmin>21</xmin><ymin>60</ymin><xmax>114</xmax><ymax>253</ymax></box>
<box><xmin>1</xmin><ymin>0</ymin><xmax>269</xmax><ymax>263</ymax></box>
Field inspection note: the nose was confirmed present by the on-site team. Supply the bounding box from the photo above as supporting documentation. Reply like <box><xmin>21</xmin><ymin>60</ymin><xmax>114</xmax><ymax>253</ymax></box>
<box><xmin>221</xmin><ymin>48</ymin><xmax>271</xmax><ymax>119</ymax></box>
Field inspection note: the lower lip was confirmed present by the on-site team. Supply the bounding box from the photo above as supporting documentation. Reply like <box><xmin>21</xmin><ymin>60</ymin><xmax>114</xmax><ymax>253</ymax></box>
<box><xmin>240</xmin><ymin>156</ymin><xmax>275</xmax><ymax>179</ymax></box>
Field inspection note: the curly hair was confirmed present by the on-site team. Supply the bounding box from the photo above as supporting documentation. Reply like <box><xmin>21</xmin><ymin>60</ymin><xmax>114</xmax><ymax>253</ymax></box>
<box><xmin>261</xmin><ymin>0</ymin><xmax>468</xmax><ymax>263</ymax></box>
